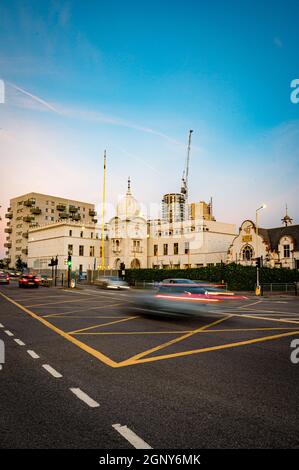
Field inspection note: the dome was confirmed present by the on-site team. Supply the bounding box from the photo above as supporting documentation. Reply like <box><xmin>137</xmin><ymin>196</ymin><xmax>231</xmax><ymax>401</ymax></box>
<box><xmin>116</xmin><ymin>177</ymin><xmax>141</xmax><ymax>219</ymax></box>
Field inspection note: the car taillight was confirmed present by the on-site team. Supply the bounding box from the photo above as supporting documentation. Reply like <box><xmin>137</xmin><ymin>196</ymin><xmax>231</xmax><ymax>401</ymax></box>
<box><xmin>34</xmin><ymin>278</ymin><xmax>40</xmax><ymax>282</ymax></box>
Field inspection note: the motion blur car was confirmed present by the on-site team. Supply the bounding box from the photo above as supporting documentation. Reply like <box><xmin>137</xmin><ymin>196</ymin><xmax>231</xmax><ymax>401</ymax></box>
<box><xmin>95</xmin><ymin>276</ymin><xmax>130</xmax><ymax>290</ymax></box>
<box><xmin>19</xmin><ymin>274</ymin><xmax>40</xmax><ymax>288</ymax></box>
<box><xmin>0</xmin><ymin>271</ymin><xmax>10</xmax><ymax>285</ymax></box>
<box><xmin>39</xmin><ymin>275</ymin><xmax>53</xmax><ymax>287</ymax></box>
<box><xmin>161</xmin><ymin>278</ymin><xmax>196</xmax><ymax>284</ymax></box>
<box><xmin>135</xmin><ymin>283</ymin><xmax>247</xmax><ymax>316</ymax></box>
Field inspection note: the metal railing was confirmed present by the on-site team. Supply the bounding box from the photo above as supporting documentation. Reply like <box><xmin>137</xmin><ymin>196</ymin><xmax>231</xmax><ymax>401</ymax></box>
<box><xmin>261</xmin><ymin>283</ymin><xmax>298</xmax><ymax>296</ymax></box>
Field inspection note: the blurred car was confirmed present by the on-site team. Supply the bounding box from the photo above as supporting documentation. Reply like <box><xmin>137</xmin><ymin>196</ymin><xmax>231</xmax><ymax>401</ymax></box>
<box><xmin>161</xmin><ymin>278</ymin><xmax>196</xmax><ymax>284</ymax></box>
<box><xmin>19</xmin><ymin>274</ymin><xmax>40</xmax><ymax>288</ymax></box>
<box><xmin>39</xmin><ymin>275</ymin><xmax>53</xmax><ymax>287</ymax></box>
<box><xmin>135</xmin><ymin>283</ymin><xmax>247</xmax><ymax>316</ymax></box>
<box><xmin>96</xmin><ymin>276</ymin><xmax>130</xmax><ymax>290</ymax></box>
<box><xmin>0</xmin><ymin>272</ymin><xmax>10</xmax><ymax>285</ymax></box>
<box><xmin>8</xmin><ymin>271</ymin><xmax>20</xmax><ymax>279</ymax></box>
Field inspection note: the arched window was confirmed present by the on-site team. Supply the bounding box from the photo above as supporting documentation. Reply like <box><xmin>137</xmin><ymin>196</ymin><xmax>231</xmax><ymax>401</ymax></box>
<box><xmin>242</xmin><ymin>245</ymin><xmax>253</xmax><ymax>261</ymax></box>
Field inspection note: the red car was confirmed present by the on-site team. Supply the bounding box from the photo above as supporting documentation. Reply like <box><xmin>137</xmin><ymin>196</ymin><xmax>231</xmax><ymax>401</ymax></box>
<box><xmin>19</xmin><ymin>274</ymin><xmax>40</xmax><ymax>288</ymax></box>
<box><xmin>0</xmin><ymin>272</ymin><xmax>10</xmax><ymax>285</ymax></box>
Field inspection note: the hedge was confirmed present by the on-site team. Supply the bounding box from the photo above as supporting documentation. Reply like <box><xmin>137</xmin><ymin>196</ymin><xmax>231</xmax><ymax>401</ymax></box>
<box><xmin>125</xmin><ymin>264</ymin><xmax>299</xmax><ymax>291</ymax></box>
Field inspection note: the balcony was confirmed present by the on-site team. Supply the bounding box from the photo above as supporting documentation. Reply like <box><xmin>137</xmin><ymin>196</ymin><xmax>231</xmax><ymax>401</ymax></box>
<box><xmin>22</xmin><ymin>232</ymin><xmax>29</xmax><ymax>239</ymax></box>
<box><xmin>23</xmin><ymin>216</ymin><xmax>34</xmax><ymax>223</ymax></box>
<box><xmin>59</xmin><ymin>212</ymin><xmax>69</xmax><ymax>219</ymax></box>
<box><xmin>71</xmin><ymin>214</ymin><xmax>81</xmax><ymax>221</ymax></box>
<box><xmin>4</xmin><ymin>242</ymin><xmax>12</xmax><ymax>249</ymax></box>
<box><xmin>132</xmin><ymin>247</ymin><xmax>143</xmax><ymax>254</ymax></box>
<box><xmin>92</xmin><ymin>218</ymin><xmax>98</xmax><ymax>224</ymax></box>
<box><xmin>4</xmin><ymin>227</ymin><xmax>12</xmax><ymax>234</ymax></box>
<box><xmin>23</xmin><ymin>199</ymin><xmax>35</xmax><ymax>207</ymax></box>
<box><xmin>22</xmin><ymin>248</ymin><xmax>28</xmax><ymax>255</ymax></box>
<box><xmin>57</xmin><ymin>203</ymin><xmax>67</xmax><ymax>211</ymax></box>
<box><xmin>30</xmin><ymin>207</ymin><xmax>42</xmax><ymax>215</ymax></box>
<box><xmin>5</xmin><ymin>211</ymin><xmax>13</xmax><ymax>219</ymax></box>
<box><xmin>112</xmin><ymin>247</ymin><xmax>121</xmax><ymax>254</ymax></box>
<box><xmin>89</xmin><ymin>209</ymin><xmax>97</xmax><ymax>217</ymax></box>
<box><xmin>69</xmin><ymin>205</ymin><xmax>78</xmax><ymax>213</ymax></box>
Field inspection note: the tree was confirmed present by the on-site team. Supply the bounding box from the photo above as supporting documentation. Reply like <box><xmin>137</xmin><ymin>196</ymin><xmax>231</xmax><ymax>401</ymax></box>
<box><xmin>15</xmin><ymin>257</ymin><xmax>27</xmax><ymax>271</ymax></box>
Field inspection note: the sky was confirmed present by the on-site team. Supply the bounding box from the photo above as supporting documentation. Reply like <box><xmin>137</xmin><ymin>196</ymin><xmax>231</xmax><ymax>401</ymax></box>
<box><xmin>0</xmin><ymin>0</ymin><xmax>299</xmax><ymax>257</ymax></box>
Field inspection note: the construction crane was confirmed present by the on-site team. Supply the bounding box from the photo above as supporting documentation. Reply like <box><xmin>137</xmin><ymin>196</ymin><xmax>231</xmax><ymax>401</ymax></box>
<box><xmin>180</xmin><ymin>129</ymin><xmax>193</xmax><ymax>200</ymax></box>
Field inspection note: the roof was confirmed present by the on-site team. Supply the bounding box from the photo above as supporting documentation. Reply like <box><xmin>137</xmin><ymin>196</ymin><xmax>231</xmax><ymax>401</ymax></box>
<box><xmin>259</xmin><ymin>225</ymin><xmax>299</xmax><ymax>251</ymax></box>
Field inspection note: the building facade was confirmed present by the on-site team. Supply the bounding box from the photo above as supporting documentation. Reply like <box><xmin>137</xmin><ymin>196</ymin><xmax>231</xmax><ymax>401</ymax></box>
<box><xmin>27</xmin><ymin>221</ymin><xmax>105</xmax><ymax>272</ymax></box>
<box><xmin>227</xmin><ymin>218</ymin><xmax>299</xmax><ymax>269</ymax></box>
<box><xmin>4</xmin><ymin>192</ymin><xmax>97</xmax><ymax>267</ymax></box>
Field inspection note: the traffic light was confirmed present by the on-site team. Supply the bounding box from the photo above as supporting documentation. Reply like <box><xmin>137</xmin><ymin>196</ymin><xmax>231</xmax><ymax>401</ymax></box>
<box><xmin>48</xmin><ymin>257</ymin><xmax>55</xmax><ymax>267</ymax></box>
<box><xmin>67</xmin><ymin>254</ymin><xmax>72</xmax><ymax>269</ymax></box>
<box><xmin>255</xmin><ymin>257</ymin><xmax>261</xmax><ymax>268</ymax></box>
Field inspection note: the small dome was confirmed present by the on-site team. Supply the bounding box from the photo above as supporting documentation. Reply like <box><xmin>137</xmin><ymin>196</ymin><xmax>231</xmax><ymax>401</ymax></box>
<box><xmin>116</xmin><ymin>177</ymin><xmax>141</xmax><ymax>219</ymax></box>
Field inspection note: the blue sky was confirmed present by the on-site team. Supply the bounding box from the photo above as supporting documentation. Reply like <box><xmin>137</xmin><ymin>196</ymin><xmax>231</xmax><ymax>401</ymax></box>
<box><xmin>0</xmin><ymin>0</ymin><xmax>299</xmax><ymax>255</ymax></box>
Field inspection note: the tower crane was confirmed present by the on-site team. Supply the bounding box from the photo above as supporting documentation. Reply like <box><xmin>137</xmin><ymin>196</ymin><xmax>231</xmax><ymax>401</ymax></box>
<box><xmin>181</xmin><ymin>129</ymin><xmax>193</xmax><ymax>201</ymax></box>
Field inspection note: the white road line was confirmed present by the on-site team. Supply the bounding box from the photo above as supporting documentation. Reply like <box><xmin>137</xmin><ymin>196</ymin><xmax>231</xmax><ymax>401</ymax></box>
<box><xmin>27</xmin><ymin>350</ymin><xmax>40</xmax><ymax>359</ymax></box>
<box><xmin>42</xmin><ymin>364</ymin><xmax>63</xmax><ymax>378</ymax></box>
<box><xmin>70</xmin><ymin>388</ymin><xmax>100</xmax><ymax>408</ymax></box>
<box><xmin>112</xmin><ymin>424</ymin><xmax>153</xmax><ymax>449</ymax></box>
<box><xmin>14</xmin><ymin>338</ymin><xmax>25</xmax><ymax>346</ymax></box>
<box><xmin>0</xmin><ymin>323</ymin><xmax>4</xmax><ymax>327</ymax></box>
<box><xmin>4</xmin><ymin>330</ymin><xmax>14</xmax><ymax>336</ymax></box>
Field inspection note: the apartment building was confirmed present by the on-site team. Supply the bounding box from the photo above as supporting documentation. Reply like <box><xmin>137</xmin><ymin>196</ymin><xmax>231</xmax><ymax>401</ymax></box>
<box><xmin>4</xmin><ymin>192</ymin><xmax>97</xmax><ymax>267</ymax></box>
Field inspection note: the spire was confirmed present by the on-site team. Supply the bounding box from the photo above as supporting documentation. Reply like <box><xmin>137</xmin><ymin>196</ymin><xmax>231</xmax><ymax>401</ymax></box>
<box><xmin>127</xmin><ymin>176</ymin><xmax>131</xmax><ymax>194</ymax></box>
<box><xmin>281</xmin><ymin>204</ymin><xmax>293</xmax><ymax>227</ymax></box>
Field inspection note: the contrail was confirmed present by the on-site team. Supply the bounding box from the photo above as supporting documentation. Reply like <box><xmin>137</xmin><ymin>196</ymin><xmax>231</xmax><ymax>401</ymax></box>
<box><xmin>8</xmin><ymin>81</ymin><xmax>59</xmax><ymax>113</ymax></box>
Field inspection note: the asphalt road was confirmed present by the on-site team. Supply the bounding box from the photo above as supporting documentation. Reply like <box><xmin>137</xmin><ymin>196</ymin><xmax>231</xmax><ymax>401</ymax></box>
<box><xmin>1</xmin><ymin>283</ymin><xmax>299</xmax><ymax>449</ymax></box>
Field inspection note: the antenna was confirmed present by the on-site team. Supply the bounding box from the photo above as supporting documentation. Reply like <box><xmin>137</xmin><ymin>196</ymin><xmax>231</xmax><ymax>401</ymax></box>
<box><xmin>181</xmin><ymin>129</ymin><xmax>193</xmax><ymax>200</ymax></box>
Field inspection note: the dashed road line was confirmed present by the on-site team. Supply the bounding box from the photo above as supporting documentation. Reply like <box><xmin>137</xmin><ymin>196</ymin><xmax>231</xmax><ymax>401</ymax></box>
<box><xmin>0</xmin><ymin>323</ymin><xmax>4</xmax><ymax>327</ymax></box>
<box><xmin>27</xmin><ymin>350</ymin><xmax>40</xmax><ymax>359</ymax></box>
<box><xmin>14</xmin><ymin>338</ymin><xmax>25</xmax><ymax>346</ymax></box>
<box><xmin>4</xmin><ymin>330</ymin><xmax>14</xmax><ymax>336</ymax></box>
<box><xmin>112</xmin><ymin>424</ymin><xmax>152</xmax><ymax>449</ymax></box>
<box><xmin>42</xmin><ymin>364</ymin><xmax>63</xmax><ymax>378</ymax></box>
<box><xmin>70</xmin><ymin>388</ymin><xmax>100</xmax><ymax>408</ymax></box>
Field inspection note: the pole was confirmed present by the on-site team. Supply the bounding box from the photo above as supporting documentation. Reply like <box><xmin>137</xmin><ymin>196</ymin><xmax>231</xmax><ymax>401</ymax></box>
<box><xmin>101</xmin><ymin>151</ymin><xmax>107</xmax><ymax>271</ymax></box>
<box><xmin>256</xmin><ymin>209</ymin><xmax>259</xmax><ymax>290</ymax></box>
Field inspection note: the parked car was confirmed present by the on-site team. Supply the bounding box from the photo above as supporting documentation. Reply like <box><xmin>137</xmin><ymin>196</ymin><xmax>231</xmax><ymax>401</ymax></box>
<box><xmin>19</xmin><ymin>274</ymin><xmax>40</xmax><ymax>288</ymax></box>
<box><xmin>0</xmin><ymin>271</ymin><xmax>10</xmax><ymax>285</ymax></box>
<box><xmin>95</xmin><ymin>276</ymin><xmax>130</xmax><ymax>290</ymax></box>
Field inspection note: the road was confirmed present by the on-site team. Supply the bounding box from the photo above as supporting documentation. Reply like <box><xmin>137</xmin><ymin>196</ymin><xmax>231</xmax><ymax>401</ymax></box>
<box><xmin>1</xmin><ymin>283</ymin><xmax>299</xmax><ymax>449</ymax></box>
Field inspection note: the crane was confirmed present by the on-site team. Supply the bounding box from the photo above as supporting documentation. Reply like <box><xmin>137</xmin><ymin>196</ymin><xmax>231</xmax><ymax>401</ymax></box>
<box><xmin>181</xmin><ymin>129</ymin><xmax>193</xmax><ymax>200</ymax></box>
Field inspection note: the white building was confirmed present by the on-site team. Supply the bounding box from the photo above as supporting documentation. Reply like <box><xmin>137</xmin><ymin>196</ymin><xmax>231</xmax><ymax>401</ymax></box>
<box><xmin>227</xmin><ymin>213</ymin><xmax>299</xmax><ymax>269</ymax></box>
<box><xmin>27</xmin><ymin>221</ymin><xmax>104</xmax><ymax>273</ymax></box>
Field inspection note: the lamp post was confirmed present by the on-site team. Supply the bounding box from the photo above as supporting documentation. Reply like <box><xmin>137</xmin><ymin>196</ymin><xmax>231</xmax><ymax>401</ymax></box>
<box><xmin>255</xmin><ymin>204</ymin><xmax>266</xmax><ymax>295</ymax></box>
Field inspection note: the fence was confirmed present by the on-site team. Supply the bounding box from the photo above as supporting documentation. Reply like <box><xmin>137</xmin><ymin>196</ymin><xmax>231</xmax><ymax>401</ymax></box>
<box><xmin>261</xmin><ymin>283</ymin><xmax>298</xmax><ymax>296</ymax></box>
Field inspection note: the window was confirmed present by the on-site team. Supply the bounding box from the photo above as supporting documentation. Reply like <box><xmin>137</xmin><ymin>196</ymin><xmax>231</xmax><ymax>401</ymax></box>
<box><xmin>283</xmin><ymin>244</ymin><xmax>290</xmax><ymax>258</ymax></box>
<box><xmin>174</xmin><ymin>243</ymin><xmax>179</xmax><ymax>255</ymax></box>
<box><xmin>68</xmin><ymin>244</ymin><xmax>73</xmax><ymax>255</ymax></box>
<box><xmin>163</xmin><ymin>243</ymin><xmax>168</xmax><ymax>256</ymax></box>
<box><xmin>69</xmin><ymin>230</ymin><xmax>72</xmax><ymax>237</ymax></box>
<box><xmin>242</xmin><ymin>245</ymin><xmax>253</xmax><ymax>261</ymax></box>
<box><xmin>185</xmin><ymin>242</ymin><xmax>189</xmax><ymax>254</ymax></box>
<box><xmin>79</xmin><ymin>245</ymin><xmax>84</xmax><ymax>256</ymax></box>
<box><xmin>90</xmin><ymin>246</ymin><xmax>95</xmax><ymax>257</ymax></box>
<box><xmin>51</xmin><ymin>209</ymin><xmax>54</xmax><ymax>213</ymax></box>
<box><xmin>45</xmin><ymin>216</ymin><xmax>48</xmax><ymax>220</ymax></box>
<box><xmin>51</xmin><ymin>217</ymin><xmax>54</xmax><ymax>221</ymax></box>
<box><xmin>91</xmin><ymin>232</ymin><xmax>93</xmax><ymax>239</ymax></box>
<box><xmin>154</xmin><ymin>244</ymin><xmax>158</xmax><ymax>256</ymax></box>
<box><xmin>80</xmin><ymin>231</ymin><xmax>83</xmax><ymax>238</ymax></box>
<box><xmin>46</xmin><ymin>208</ymin><xmax>48</xmax><ymax>212</ymax></box>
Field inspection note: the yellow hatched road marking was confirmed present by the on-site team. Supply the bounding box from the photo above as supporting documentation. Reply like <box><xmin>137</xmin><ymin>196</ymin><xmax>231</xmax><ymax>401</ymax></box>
<box><xmin>43</xmin><ymin>302</ymin><xmax>124</xmax><ymax>317</ymax></box>
<box><xmin>0</xmin><ymin>291</ymin><xmax>119</xmax><ymax>368</ymax></box>
<box><xmin>67</xmin><ymin>316</ymin><xmax>139</xmax><ymax>334</ymax></box>
<box><xmin>121</xmin><ymin>329</ymin><xmax>299</xmax><ymax>367</ymax></box>
<box><xmin>126</xmin><ymin>315</ymin><xmax>232</xmax><ymax>362</ymax></box>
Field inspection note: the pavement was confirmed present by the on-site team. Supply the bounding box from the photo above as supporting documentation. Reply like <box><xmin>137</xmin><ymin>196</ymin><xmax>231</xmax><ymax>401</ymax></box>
<box><xmin>0</xmin><ymin>282</ymin><xmax>299</xmax><ymax>449</ymax></box>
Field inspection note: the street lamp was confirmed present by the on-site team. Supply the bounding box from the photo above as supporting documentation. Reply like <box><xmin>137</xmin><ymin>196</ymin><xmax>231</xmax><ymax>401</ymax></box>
<box><xmin>255</xmin><ymin>204</ymin><xmax>266</xmax><ymax>294</ymax></box>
